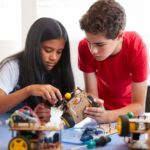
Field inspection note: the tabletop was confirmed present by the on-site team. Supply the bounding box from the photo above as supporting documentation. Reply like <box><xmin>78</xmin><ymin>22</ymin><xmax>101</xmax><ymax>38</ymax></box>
<box><xmin>0</xmin><ymin>114</ymin><xmax>129</xmax><ymax>150</ymax></box>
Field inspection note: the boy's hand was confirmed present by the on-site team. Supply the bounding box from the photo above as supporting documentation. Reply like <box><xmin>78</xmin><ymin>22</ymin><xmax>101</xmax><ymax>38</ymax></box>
<box><xmin>84</xmin><ymin>98</ymin><xmax>109</xmax><ymax>123</ymax></box>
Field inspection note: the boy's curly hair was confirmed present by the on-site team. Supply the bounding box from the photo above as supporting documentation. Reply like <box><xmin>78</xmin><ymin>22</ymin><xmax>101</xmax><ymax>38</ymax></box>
<box><xmin>79</xmin><ymin>0</ymin><xmax>126</xmax><ymax>39</ymax></box>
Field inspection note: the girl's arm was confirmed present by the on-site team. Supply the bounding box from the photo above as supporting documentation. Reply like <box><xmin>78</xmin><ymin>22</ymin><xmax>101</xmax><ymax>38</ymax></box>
<box><xmin>0</xmin><ymin>84</ymin><xmax>62</xmax><ymax>114</ymax></box>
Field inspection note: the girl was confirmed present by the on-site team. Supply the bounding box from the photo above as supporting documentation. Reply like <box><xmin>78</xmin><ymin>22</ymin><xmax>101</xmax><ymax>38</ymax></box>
<box><xmin>0</xmin><ymin>17</ymin><xmax>75</xmax><ymax>123</ymax></box>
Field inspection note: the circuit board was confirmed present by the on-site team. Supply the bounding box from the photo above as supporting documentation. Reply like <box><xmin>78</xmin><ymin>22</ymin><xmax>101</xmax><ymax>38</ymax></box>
<box><xmin>100</xmin><ymin>123</ymin><xmax>117</xmax><ymax>135</ymax></box>
<box><xmin>9</xmin><ymin>122</ymin><xmax>63</xmax><ymax>131</ymax></box>
<box><xmin>61</xmin><ymin>123</ymin><xmax>117</xmax><ymax>144</ymax></box>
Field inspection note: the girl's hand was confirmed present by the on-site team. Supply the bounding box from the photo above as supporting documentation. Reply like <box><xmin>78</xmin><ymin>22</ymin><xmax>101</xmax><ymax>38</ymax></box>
<box><xmin>34</xmin><ymin>103</ymin><xmax>51</xmax><ymax>124</ymax></box>
<box><xmin>84</xmin><ymin>98</ymin><xmax>109</xmax><ymax>123</ymax></box>
<box><xmin>27</xmin><ymin>84</ymin><xmax>62</xmax><ymax>104</ymax></box>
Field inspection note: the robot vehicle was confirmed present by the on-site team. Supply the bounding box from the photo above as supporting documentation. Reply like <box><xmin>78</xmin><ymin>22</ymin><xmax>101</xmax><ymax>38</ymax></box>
<box><xmin>117</xmin><ymin>112</ymin><xmax>150</xmax><ymax>149</ymax></box>
<box><xmin>60</xmin><ymin>87</ymin><xmax>98</xmax><ymax>128</ymax></box>
<box><xmin>6</xmin><ymin>106</ymin><xmax>62</xmax><ymax>150</ymax></box>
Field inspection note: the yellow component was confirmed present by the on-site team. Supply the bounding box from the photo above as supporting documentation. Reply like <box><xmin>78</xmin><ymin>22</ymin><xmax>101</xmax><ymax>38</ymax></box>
<box><xmin>129</xmin><ymin>122</ymin><xmax>136</xmax><ymax>132</ymax></box>
<box><xmin>117</xmin><ymin>117</ymin><xmax>122</xmax><ymax>135</ymax></box>
<box><xmin>9</xmin><ymin>137</ymin><xmax>28</xmax><ymax>150</ymax></box>
<box><xmin>30</xmin><ymin>142</ymin><xmax>35</xmax><ymax>149</ymax></box>
<box><xmin>64</xmin><ymin>93</ymin><xmax>71</xmax><ymax>100</ymax></box>
<box><xmin>62</xmin><ymin>117</ymin><xmax>70</xmax><ymax>128</ymax></box>
<box><xmin>9</xmin><ymin>119</ymin><xmax>14</xmax><ymax>128</ymax></box>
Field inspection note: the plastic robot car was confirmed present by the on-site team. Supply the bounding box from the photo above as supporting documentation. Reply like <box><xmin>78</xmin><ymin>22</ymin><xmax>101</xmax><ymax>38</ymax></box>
<box><xmin>60</xmin><ymin>87</ymin><xmax>98</xmax><ymax>128</ymax></box>
<box><xmin>117</xmin><ymin>112</ymin><xmax>150</xmax><ymax>149</ymax></box>
<box><xmin>6</xmin><ymin>106</ymin><xmax>62</xmax><ymax>150</ymax></box>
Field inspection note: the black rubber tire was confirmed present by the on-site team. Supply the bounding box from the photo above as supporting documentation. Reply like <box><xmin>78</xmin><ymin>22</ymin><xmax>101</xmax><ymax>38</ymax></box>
<box><xmin>117</xmin><ymin>115</ymin><xmax>129</xmax><ymax>136</ymax></box>
<box><xmin>132</xmin><ymin>133</ymin><xmax>140</xmax><ymax>140</ymax></box>
<box><xmin>61</xmin><ymin>112</ymin><xmax>75</xmax><ymax>128</ymax></box>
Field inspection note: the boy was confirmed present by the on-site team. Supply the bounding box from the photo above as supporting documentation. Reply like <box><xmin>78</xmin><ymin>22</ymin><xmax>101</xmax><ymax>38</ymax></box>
<box><xmin>78</xmin><ymin>0</ymin><xmax>149</xmax><ymax>122</ymax></box>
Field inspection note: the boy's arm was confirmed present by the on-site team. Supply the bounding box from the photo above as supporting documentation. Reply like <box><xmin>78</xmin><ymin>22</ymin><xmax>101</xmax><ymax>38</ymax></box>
<box><xmin>83</xmin><ymin>72</ymin><xmax>147</xmax><ymax>122</ymax></box>
<box><xmin>83</xmin><ymin>72</ymin><xmax>99</xmax><ymax>97</ymax></box>
<box><xmin>131</xmin><ymin>81</ymin><xmax>147</xmax><ymax>113</ymax></box>
<box><xmin>106</xmin><ymin>81</ymin><xmax>147</xmax><ymax>122</ymax></box>
<box><xmin>111</xmin><ymin>81</ymin><xmax>147</xmax><ymax>118</ymax></box>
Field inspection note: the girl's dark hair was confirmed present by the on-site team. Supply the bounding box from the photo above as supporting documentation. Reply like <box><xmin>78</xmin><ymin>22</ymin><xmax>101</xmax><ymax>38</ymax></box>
<box><xmin>0</xmin><ymin>17</ymin><xmax>75</xmax><ymax>108</ymax></box>
<box><xmin>79</xmin><ymin>0</ymin><xmax>126</xmax><ymax>39</ymax></box>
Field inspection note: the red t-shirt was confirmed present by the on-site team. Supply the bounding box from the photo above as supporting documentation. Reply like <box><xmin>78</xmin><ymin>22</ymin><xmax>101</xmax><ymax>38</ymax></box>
<box><xmin>78</xmin><ymin>31</ymin><xmax>149</xmax><ymax>110</ymax></box>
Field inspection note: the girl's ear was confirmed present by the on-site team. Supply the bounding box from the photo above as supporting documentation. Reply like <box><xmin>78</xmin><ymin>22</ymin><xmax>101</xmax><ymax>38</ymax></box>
<box><xmin>117</xmin><ymin>31</ymin><xmax>124</xmax><ymax>39</ymax></box>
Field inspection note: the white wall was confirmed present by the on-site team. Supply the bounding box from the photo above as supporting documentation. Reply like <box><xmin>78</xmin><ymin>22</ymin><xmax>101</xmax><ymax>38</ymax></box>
<box><xmin>21</xmin><ymin>0</ymin><xmax>37</xmax><ymax>48</ymax></box>
<box><xmin>0</xmin><ymin>0</ymin><xmax>21</xmax><ymax>61</ymax></box>
<box><xmin>0</xmin><ymin>40</ymin><xmax>20</xmax><ymax>60</ymax></box>
<box><xmin>0</xmin><ymin>0</ymin><xmax>37</xmax><ymax>61</ymax></box>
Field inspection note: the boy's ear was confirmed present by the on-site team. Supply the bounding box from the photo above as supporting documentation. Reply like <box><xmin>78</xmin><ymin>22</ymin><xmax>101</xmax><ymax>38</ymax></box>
<box><xmin>117</xmin><ymin>31</ymin><xmax>124</xmax><ymax>39</ymax></box>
